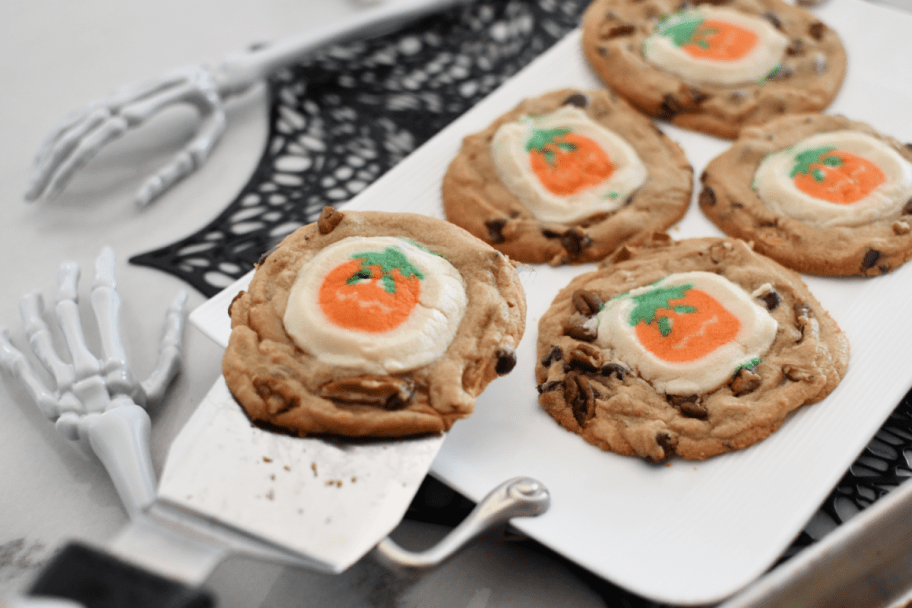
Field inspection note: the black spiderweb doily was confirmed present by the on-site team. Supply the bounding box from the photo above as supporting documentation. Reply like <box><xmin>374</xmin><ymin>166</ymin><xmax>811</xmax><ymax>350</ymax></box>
<box><xmin>131</xmin><ymin>0</ymin><xmax>590</xmax><ymax>295</ymax></box>
<box><xmin>129</xmin><ymin>1</ymin><xmax>912</xmax><ymax>605</ymax></box>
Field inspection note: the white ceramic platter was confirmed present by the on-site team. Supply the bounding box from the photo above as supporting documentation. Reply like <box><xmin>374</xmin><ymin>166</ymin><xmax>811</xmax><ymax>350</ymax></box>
<box><xmin>191</xmin><ymin>1</ymin><xmax>912</xmax><ymax>603</ymax></box>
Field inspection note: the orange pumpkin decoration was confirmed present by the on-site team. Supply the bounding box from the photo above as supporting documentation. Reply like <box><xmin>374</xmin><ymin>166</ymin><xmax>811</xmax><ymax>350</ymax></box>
<box><xmin>658</xmin><ymin>13</ymin><xmax>758</xmax><ymax>62</ymax></box>
<box><xmin>318</xmin><ymin>247</ymin><xmax>422</xmax><ymax>333</ymax></box>
<box><xmin>527</xmin><ymin>127</ymin><xmax>615</xmax><ymax>196</ymax></box>
<box><xmin>790</xmin><ymin>146</ymin><xmax>886</xmax><ymax>205</ymax></box>
<box><xmin>629</xmin><ymin>283</ymin><xmax>742</xmax><ymax>363</ymax></box>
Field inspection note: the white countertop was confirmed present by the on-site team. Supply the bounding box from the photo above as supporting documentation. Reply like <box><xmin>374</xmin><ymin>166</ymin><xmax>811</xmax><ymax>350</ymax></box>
<box><xmin>0</xmin><ymin>1</ymin><xmax>606</xmax><ymax>606</ymax></box>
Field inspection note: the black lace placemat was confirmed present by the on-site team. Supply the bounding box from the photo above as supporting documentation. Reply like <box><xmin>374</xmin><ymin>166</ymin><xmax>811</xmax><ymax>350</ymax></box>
<box><xmin>129</xmin><ymin>1</ymin><xmax>912</xmax><ymax>604</ymax></box>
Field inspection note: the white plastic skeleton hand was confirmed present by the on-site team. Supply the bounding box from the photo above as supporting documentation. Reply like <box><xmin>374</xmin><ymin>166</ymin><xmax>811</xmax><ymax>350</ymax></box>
<box><xmin>0</xmin><ymin>247</ymin><xmax>187</xmax><ymax>516</ymax></box>
<box><xmin>24</xmin><ymin>0</ymin><xmax>472</xmax><ymax>207</ymax></box>
<box><xmin>25</xmin><ymin>66</ymin><xmax>225</xmax><ymax>207</ymax></box>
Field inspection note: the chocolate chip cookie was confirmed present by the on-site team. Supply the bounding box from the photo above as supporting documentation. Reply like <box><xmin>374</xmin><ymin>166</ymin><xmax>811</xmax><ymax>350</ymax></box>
<box><xmin>700</xmin><ymin>113</ymin><xmax>912</xmax><ymax>276</ymax></box>
<box><xmin>535</xmin><ymin>234</ymin><xmax>849</xmax><ymax>462</ymax></box>
<box><xmin>442</xmin><ymin>88</ymin><xmax>692</xmax><ymax>265</ymax></box>
<box><xmin>581</xmin><ymin>0</ymin><xmax>846</xmax><ymax>139</ymax></box>
<box><xmin>223</xmin><ymin>207</ymin><xmax>526</xmax><ymax>438</ymax></box>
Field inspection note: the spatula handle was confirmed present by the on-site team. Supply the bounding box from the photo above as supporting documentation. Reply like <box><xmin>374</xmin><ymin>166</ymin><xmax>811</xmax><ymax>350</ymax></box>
<box><xmin>28</xmin><ymin>542</ymin><xmax>214</xmax><ymax>608</ymax></box>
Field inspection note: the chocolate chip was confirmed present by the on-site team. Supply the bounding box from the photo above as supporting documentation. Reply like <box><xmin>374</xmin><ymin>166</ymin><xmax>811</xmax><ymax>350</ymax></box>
<box><xmin>495</xmin><ymin>347</ymin><xmax>517</xmax><ymax>375</ymax></box>
<box><xmin>567</xmin><ymin>343</ymin><xmax>603</xmax><ymax>372</ymax></box>
<box><xmin>317</xmin><ymin>206</ymin><xmax>344</xmax><ymax>234</ymax></box>
<box><xmin>541</xmin><ymin>345</ymin><xmax>563</xmax><ymax>367</ymax></box>
<box><xmin>762</xmin><ymin>11</ymin><xmax>783</xmax><ymax>29</ymax></box>
<box><xmin>563</xmin><ymin>93</ymin><xmax>589</xmax><ymax>108</ymax></box>
<box><xmin>485</xmin><ymin>218</ymin><xmax>508</xmax><ymax>244</ymax></box>
<box><xmin>562</xmin><ymin>228</ymin><xmax>591</xmax><ymax>258</ymax></box>
<box><xmin>699</xmin><ymin>186</ymin><xmax>717</xmax><ymax>207</ymax></box>
<box><xmin>809</xmin><ymin>22</ymin><xmax>825</xmax><ymax>40</ymax></box>
<box><xmin>659</xmin><ymin>94</ymin><xmax>684</xmax><ymax>119</ymax></box>
<box><xmin>648</xmin><ymin>431</ymin><xmax>678</xmax><ymax>464</ymax></box>
<box><xmin>730</xmin><ymin>367</ymin><xmax>762</xmax><ymax>396</ymax></box>
<box><xmin>564</xmin><ymin>372</ymin><xmax>596</xmax><ymax>427</ymax></box>
<box><xmin>541</xmin><ymin>228</ymin><xmax>562</xmax><ymax>239</ymax></box>
<box><xmin>688</xmin><ymin>87</ymin><xmax>708</xmax><ymax>105</ymax></box>
<box><xmin>601</xmin><ymin>363</ymin><xmax>628</xmax><ymax>380</ymax></box>
<box><xmin>668</xmin><ymin>394</ymin><xmax>707</xmax><ymax>419</ymax></box>
<box><xmin>603</xmin><ymin>24</ymin><xmax>636</xmax><ymax>38</ymax></box>
<box><xmin>760</xmin><ymin>291</ymin><xmax>781</xmax><ymax>311</ymax></box>
<box><xmin>320</xmin><ymin>375</ymin><xmax>415</xmax><ymax>410</ymax></box>
<box><xmin>786</xmin><ymin>39</ymin><xmax>805</xmax><ymax>56</ymax></box>
<box><xmin>861</xmin><ymin>249</ymin><xmax>882</xmax><ymax>271</ymax></box>
<box><xmin>572</xmin><ymin>289</ymin><xmax>604</xmax><ymax>316</ymax></box>
<box><xmin>903</xmin><ymin>198</ymin><xmax>912</xmax><ymax>215</ymax></box>
<box><xmin>680</xmin><ymin>400</ymin><xmax>708</xmax><ymax>419</ymax></box>
<box><xmin>611</xmin><ymin>246</ymin><xmax>634</xmax><ymax>264</ymax></box>
<box><xmin>537</xmin><ymin>380</ymin><xmax>561</xmax><ymax>394</ymax></box>
<box><xmin>565</xmin><ymin>318</ymin><xmax>598</xmax><ymax>342</ymax></box>
<box><xmin>794</xmin><ymin>303</ymin><xmax>812</xmax><ymax>342</ymax></box>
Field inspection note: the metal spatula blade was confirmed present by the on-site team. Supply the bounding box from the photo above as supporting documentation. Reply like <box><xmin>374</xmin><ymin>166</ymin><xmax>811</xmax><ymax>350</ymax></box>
<box><xmin>155</xmin><ymin>376</ymin><xmax>446</xmax><ymax>573</ymax></box>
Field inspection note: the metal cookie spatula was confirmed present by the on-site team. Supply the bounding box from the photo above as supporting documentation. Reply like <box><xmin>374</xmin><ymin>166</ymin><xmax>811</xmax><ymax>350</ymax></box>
<box><xmin>29</xmin><ymin>376</ymin><xmax>548</xmax><ymax>608</ymax></box>
<box><xmin>3</xmin><ymin>252</ymin><xmax>548</xmax><ymax>608</ymax></box>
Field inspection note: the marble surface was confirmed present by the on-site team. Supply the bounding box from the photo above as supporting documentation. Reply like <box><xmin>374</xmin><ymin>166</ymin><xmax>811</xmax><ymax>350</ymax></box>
<box><xmin>0</xmin><ymin>1</ymin><xmax>605</xmax><ymax>606</ymax></box>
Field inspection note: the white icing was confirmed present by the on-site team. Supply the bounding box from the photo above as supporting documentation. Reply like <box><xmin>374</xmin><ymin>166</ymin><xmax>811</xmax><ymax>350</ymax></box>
<box><xmin>283</xmin><ymin>236</ymin><xmax>467</xmax><ymax>373</ymax></box>
<box><xmin>490</xmin><ymin>106</ymin><xmax>648</xmax><ymax>222</ymax></box>
<box><xmin>754</xmin><ymin>130</ymin><xmax>912</xmax><ymax>228</ymax></box>
<box><xmin>642</xmin><ymin>6</ymin><xmax>789</xmax><ymax>86</ymax></box>
<box><xmin>596</xmin><ymin>271</ymin><xmax>778</xmax><ymax>395</ymax></box>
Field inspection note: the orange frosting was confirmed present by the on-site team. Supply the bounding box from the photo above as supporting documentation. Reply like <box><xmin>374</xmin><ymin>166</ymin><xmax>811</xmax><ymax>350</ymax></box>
<box><xmin>633</xmin><ymin>288</ymin><xmax>742</xmax><ymax>363</ymax></box>
<box><xmin>682</xmin><ymin>19</ymin><xmax>758</xmax><ymax>62</ymax></box>
<box><xmin>527</xmin><ymin>129</ymin><xmax>615</xmax><ymax>196</ymax></box>
<box><xmin>791</xmin><ymin>148</ymin><xmax>886</xmax><ymax>205</ymax></box>
<box><xmin>318</xmin><ymin>257</ymin><xmax>421</xmax><ymax>333</ymax></box>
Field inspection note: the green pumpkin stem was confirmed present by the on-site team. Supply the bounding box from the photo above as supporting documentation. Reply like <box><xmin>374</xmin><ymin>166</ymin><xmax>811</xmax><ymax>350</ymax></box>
<box><xmin>790</xmin><ymin>147</ymin><xmax>842</xmax><ymax>182</ymax></box>
<box><xmin>526</xmin><ymin>127</ymin><xmax>577</xmax><ymax>167</ymax></box>
<box><xmin>347</xmin><ymin>247</ymin><xmax>423</xmax><ymax>294</ymax></box>
<box><xmin>627</xmin><ymin>283</ymin><xmax>697</xmax><ymax>337</ymax></box>
<box><xmin>656</xmin><ymin>11</ymin><xmax>706</xmax><ymax>47</ymax></box>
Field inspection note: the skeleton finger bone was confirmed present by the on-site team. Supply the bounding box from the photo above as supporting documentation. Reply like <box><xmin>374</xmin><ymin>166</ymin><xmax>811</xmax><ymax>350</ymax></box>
<box><xmin>19</xmin><ymin>292</ymin><xmax>75</xmax><ymax>397</ymax></box>
<box><xmin>38</xmin><ymin>114</ymin><xmax>130</xmax><ymax>203</ymax></box>
<box><xmin>135</xmin><ymin>88</ymin><xmax>226</xmax><ymax>207</ymax></box>
<box><xmin>25</xmin><ymin>106</ymin><xmax>111</xmax><ymax>200</ymax></box>
<box><xmin>25</xmin><ymin>0</ymin><xmax>475</xmax><ymax>206</ymax></box>
<box><xmin>90</xmin><ymin>247</ymin><xmax>141</xmax><ymax>404</ymax></box>
<box><xmin>0</xmin><ymin>328</ymin><xmax>58</xmax><ymax>419</ymax></box>
<box><xmin>54</xmin><ymin>262</ymin><xmax>109</xmax><ymax>415</ymax></box>
<box><xmin>141</xmin><ymin>290</ymin><xmax>188</xmax><ymax>407</ymax></box>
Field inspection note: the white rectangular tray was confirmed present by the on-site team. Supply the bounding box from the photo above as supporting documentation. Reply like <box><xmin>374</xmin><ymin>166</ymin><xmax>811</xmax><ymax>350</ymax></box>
<box><xmin>192</xmin><ymin>1</ymin><xmax>912</xmax><ymax>603</ymax></box>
